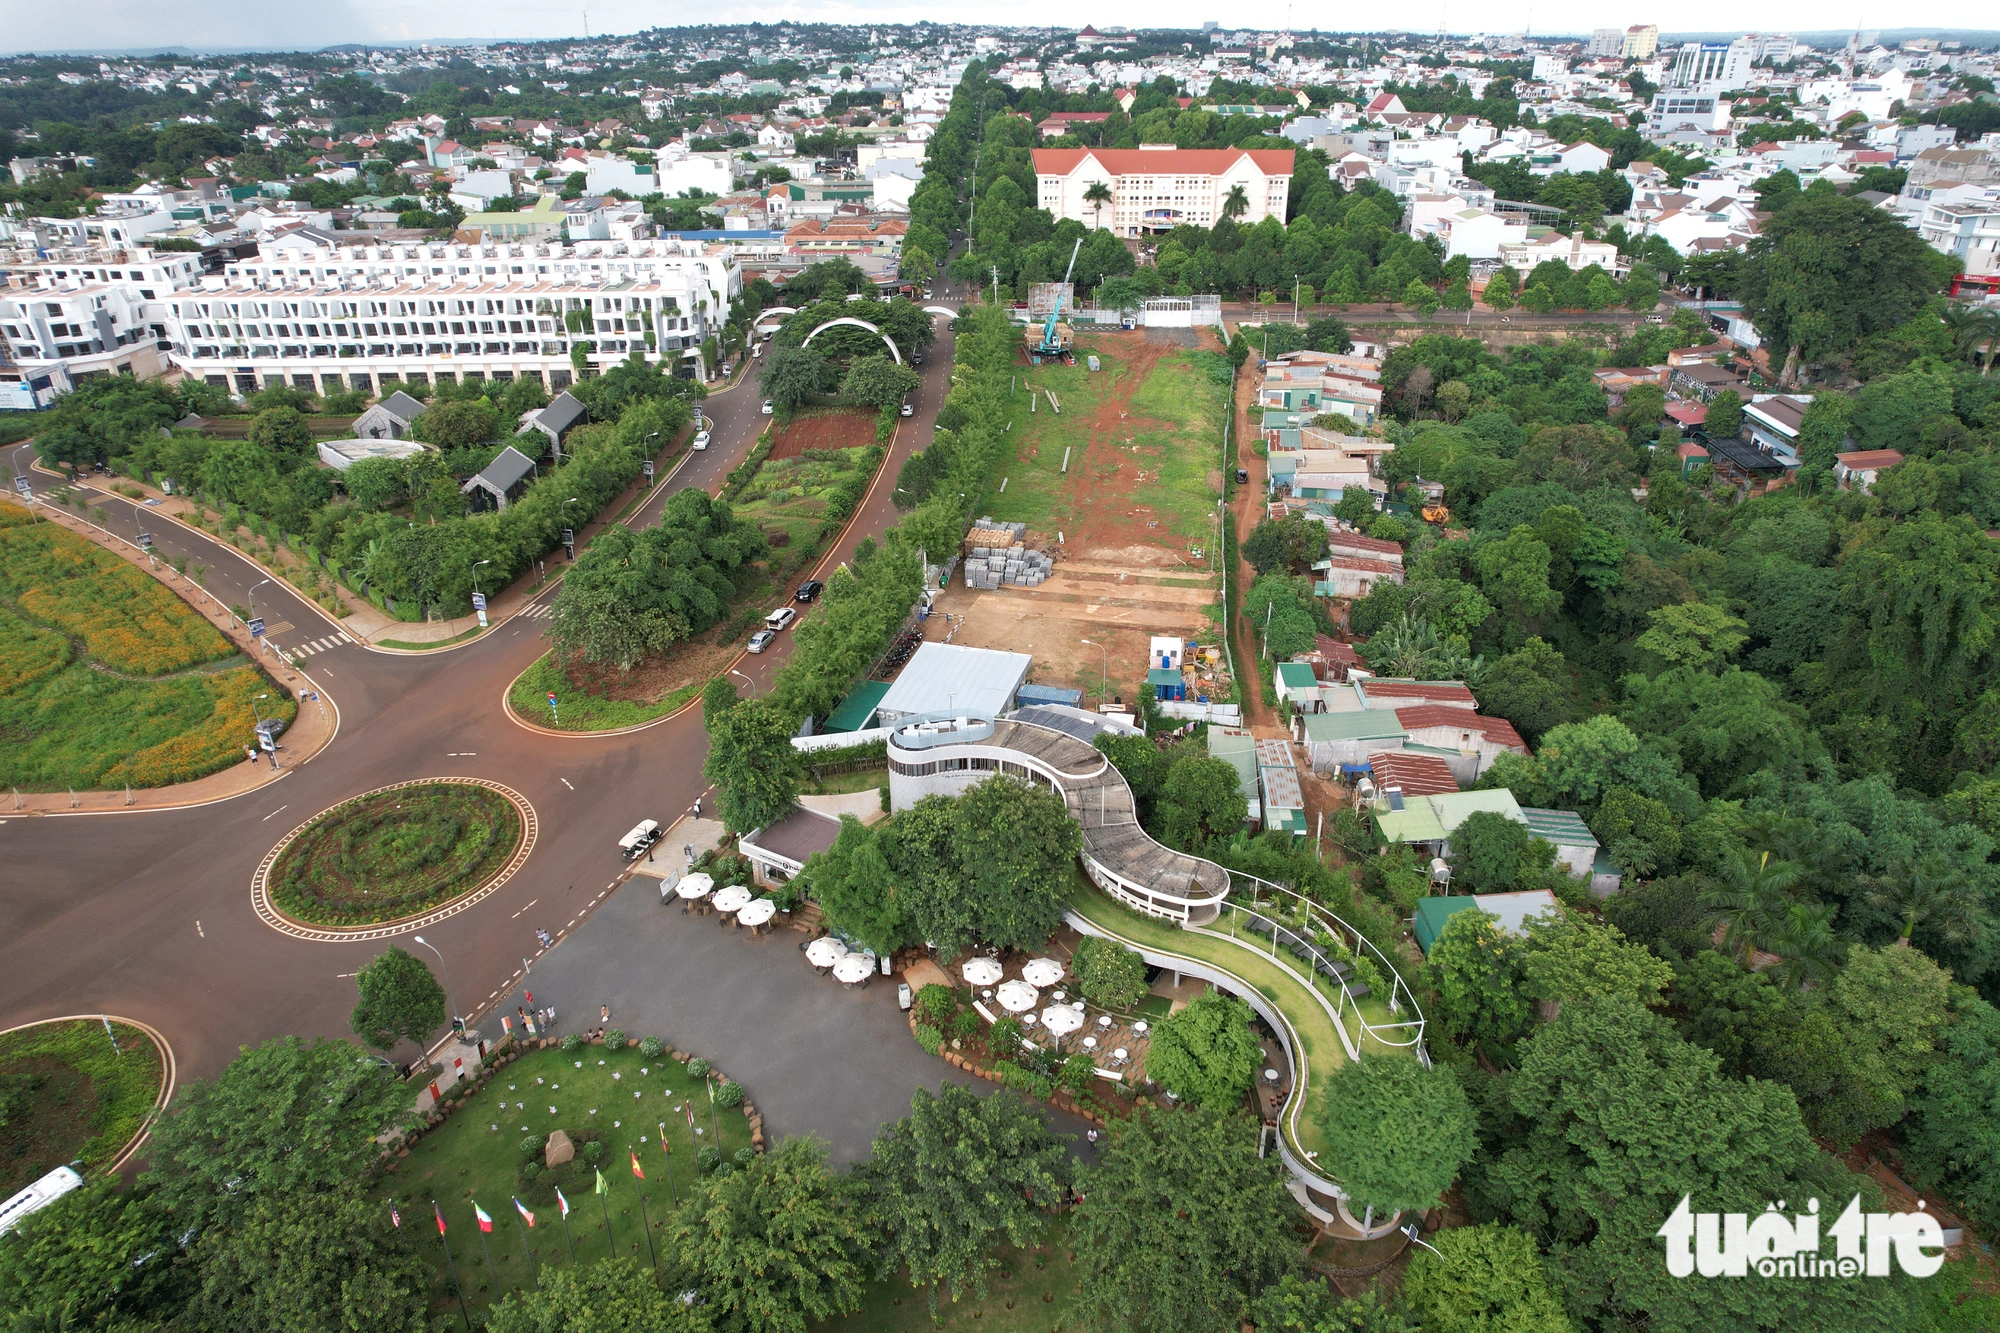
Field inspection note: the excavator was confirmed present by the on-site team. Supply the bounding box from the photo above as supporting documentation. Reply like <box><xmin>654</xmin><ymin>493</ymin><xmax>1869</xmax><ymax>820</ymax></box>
<box><xmin>1409</xmin><ymin>474</ymin><xmax>1449</xmax><ymax>525</ymax></box>
<box><xmin>1027</xmin><ymin>237</ymin><xmax>1083</xmax><ymax>363</ymax></box>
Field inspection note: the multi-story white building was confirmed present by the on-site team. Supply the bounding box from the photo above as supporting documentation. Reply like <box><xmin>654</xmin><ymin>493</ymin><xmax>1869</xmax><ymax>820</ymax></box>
<box><xmin>0</xmin><ymin>244</ymin><xmax>202</xmax><ymax>406</ymax></box>
<box><xmin>1919</xmin><ymin>196</ymin><xmax>2000</xmax><ymax>279</ymax></box>
<box><xmin>1033</xmin><ymin>146</ymin><xmax>1294</xmax><ymax>237</ymax></box>
<box><xmin>2</xmin><ymin>234</ymin><xmax>740</xmax><ymax>402</ymax></box>
<box><xmin>1586</xmin><ymin>30</ymin><xmax>1627</xmax><ymax>58</ymax></box>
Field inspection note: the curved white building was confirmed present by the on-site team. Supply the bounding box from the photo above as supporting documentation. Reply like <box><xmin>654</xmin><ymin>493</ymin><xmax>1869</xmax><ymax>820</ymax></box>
<box><xmin>885</xmin><ymin>708</ymin><xmax>1229</xmax><ymax>922</ymax></box>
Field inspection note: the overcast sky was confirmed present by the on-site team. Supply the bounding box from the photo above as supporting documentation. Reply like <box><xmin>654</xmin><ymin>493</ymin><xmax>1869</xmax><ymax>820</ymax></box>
<box><xmin>6</xmin><ymin>0</ymin><xmax>1994</xmax><ymax>57</ymax></box>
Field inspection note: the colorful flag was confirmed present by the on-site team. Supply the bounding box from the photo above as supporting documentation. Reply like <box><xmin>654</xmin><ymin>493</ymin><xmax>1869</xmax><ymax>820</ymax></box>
<box><xmin>473</xmin><ymin>1201</ymin><xmax>494</xmax><ymax>1233</ymax></box>
<box><xmin>707</xmin><ymin>1080</ymin><xmax>715</xmax><ymax>1103</ymax></box>
<box><xmin>660</xmin><ymin>1123</ymin><xmax>671</xmax><ymax>1155</ymax></box>
<box><xmin>630</xmin><ymin>1150</ymin><xmax>645</xmax><ymax>1180</ymax></box>
<box><xmin>556</xmin><ymin>1187</ymin><xmax>570</xmax><ymax>1218</ymax></box>
<box><xmin>433</xmin><ymin>1201</ymin><xmax>447</xmax><ymax>1236</ymax></box>
<box><xmin>686</xmin><ymin>1104</ymin><xmax>696</xmax><ymax>1129</ymax></box>
<box><xmin>389</xmin><ymin>1203</ymin><xmax>401</xmax><ymax>1229</ymax></box>
<box><xmin>594</xmin><ymin>1168</ymin><xmax>608</xmax><ymax>1195</ymax></box>
<box><xmin>513</xmin><ymin>1197</ymin><xmax>535</xmax><ymax>1228</ymax></box>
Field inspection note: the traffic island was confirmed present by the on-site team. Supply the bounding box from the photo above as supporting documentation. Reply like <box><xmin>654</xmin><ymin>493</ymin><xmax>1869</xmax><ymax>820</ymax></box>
<box><xmin>252</xmin><ymin>778</ymin><xmax>537</xmax><ymax>942</ymax></box>
<box><xmin>0</xmin><ymin>1015</ymin><xmax>173</xmax><ymax>1195</ymax></box>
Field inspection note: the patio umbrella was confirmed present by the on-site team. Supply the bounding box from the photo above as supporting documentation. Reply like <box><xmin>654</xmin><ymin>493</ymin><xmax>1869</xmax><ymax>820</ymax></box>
<box><xmin>1021</xmin><ymin>958</ymin><xmax>1064</xmax><ymax>988</ymax></box>
<box><xmin>1040</xmin><ymin>1006</ymin><xmax>1084</xmax><ymax>1038</ymax></box>
<box><xmin>675</xmin><ymin>873</ymin><xmax>714</xmax><ymax>900</ymax></box>
<box><xmin>833</xmin><ymin>955</ymin><xmax>874</xmax><ymax>984</ymax></box>
<box><xmin>736</xmin><ymin>899</ymin><xmax>776</xmax><ymax>928</ymax></box>
<box><xmin>712</xmin><ymin>885</ymin><xmax>752</xmax><ymax>914</ymax></box>
<box><xmin>806</xmin><ymin>937</ymin><xmax>848</xmax><ymax>968</ymax></box>
<box><xmin>960</xmin><ymin>957</ymin><xmax>1003</xmax><ymax>987</ymax></box>
<box><xmin>996</xmin><ymin>980</ymin><xmax>1040</xmax><ymax>1014</ymax></box>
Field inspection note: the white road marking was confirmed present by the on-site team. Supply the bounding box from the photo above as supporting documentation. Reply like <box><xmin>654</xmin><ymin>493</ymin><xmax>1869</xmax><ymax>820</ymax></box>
<box><xmin>195</xmin><ymin>920</ymin><xmax>204</xmax><ymax>937</ymax></box>
<box><xmin>511</xmin><ymin>898</ymin><xmax>539</xmax><ymax>918</ymax></box>
<box><xmin>261</xmin><ymin>805</ymin><xmax>288</xmax><ymax>821</ymax></box>
<box><xmin>336</xmin><ymin>972</ymin><xmax>358</xmax><ymax>978</ymax></box>
<box><xmin>560</xmin><ymin>778</ymin><xmax>575</xmax><ymax>790</ymax></box>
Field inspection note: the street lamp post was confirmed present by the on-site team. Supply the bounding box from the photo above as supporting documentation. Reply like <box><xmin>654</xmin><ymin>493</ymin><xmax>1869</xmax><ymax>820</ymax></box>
<box><xmin>729</xmin><ymin>668</ymin><xmax>756</xmax><ymax>699</ymax></box>
<box><xmin>470</xmin><ymin>560</ymin><xmax>492</xmax><ymax>597</ymax></box>
<box><xmin>246</xmin><ymin>577</ymin><xmax>273</xmax><ymax>626</ymax></box>
<box><xmin>1080</xmin><ymin>638</ymin><xmax>1107</xmax><ymax>703</ymax></box>
<box><xmin>410</xmin><ymin>935</ymin><xmax>462</xmax><ymax>1037</ymax></box>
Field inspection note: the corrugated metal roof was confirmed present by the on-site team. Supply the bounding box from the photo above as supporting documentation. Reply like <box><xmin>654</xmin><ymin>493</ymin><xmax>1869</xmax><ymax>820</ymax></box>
<box><xmin>1301</xmin><ymin>710</ymin><xmax>1407</xmax><ymax>742</ymax></box>
<box><xmin>1261</xmin><ymin>764</ymin><xmax>1304</xmax><ymax>812</ymax></box>
<box><xmin>878</xmin><ymin>642</ymin><xmax>1032</xmax><ymax>720</ymax></box>
<box><xmin>1520</xmin><ymin>806</ymin><xmax>1599</xmax><ymax>847</ymax></box>
<box><xmin>824</xmin><ymin>680</ymin><xmax>890</xmax><ymax>732</ymax></box>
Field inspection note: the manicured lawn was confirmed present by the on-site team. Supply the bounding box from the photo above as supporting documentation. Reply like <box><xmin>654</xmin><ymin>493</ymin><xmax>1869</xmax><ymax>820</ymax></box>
<box><xmin>0</xmin><ymin>1019</ymin><xmax>164</xmax><ymax>1196</ymax></box>
<box><xmin>814</xmin><ymin>1216</ymin><xmax>1081</xmax><ymax>1333</ymax></box>
<box><xmin>509</xmin><ymin>653</ymin><xmax>702</xmax><ymax>732</ymax></box>
<box><xmin>1065</xmin><ymin>881</ymin><xmax>1343</xmax><ymax>1169</ymax></box>
<box><xmin>1122</xmin><ymin>351</ymin><xmax>1230</xmax><ymax>542</ymax></box>
<box><xmin>377</xmin><ymin>625</ymin><xmax>487</xmax><ymax>651</ymax></box>
<box><xmin>0</xmin><ymin>503</ymin><xmax>294</xmax><ymax>790</ymax></box>
<box><xmin>269</xmin><ymin>781</ymin><xmax>521</xmax><ymax>927</ymax></box>
<box><xmin>383</xmin><ymin>1039</ymin><xmax>754</xmax><ymax>1320</ymax></box>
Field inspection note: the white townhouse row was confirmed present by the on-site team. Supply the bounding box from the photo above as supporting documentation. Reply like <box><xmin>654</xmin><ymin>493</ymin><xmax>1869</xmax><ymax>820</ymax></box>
<box><xmin>1</xmin><ymin>235</ymin><xmax>742</xmax><ymax>402</ymax></box>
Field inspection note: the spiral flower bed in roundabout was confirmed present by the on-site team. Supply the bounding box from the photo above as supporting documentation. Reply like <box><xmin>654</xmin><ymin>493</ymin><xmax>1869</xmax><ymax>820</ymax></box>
<box><xmin>252</xmin><ymin>778</ymin><xmax>536</xmax><ymax>942</ymax></box>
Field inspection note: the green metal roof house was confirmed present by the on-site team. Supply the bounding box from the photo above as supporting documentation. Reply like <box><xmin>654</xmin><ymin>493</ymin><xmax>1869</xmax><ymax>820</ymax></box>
<box><xmin>1206</xmin><ymin>728</ymin><xmax>1262</xmax><ymax>826</ymax></box>
<box><xmin>1275</xmin><ymin>661</ymin><xmax>1320</xmax><ymax>705</ymax></box>
<box><xmin>1413</xmin><ymin>889</ymin><xmax>1564</xmax><ymax>954</ymax></box>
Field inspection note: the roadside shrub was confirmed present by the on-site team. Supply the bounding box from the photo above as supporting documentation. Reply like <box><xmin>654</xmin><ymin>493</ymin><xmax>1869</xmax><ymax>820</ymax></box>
<box><xmin>520</xmin><ymin>1162</ymin><xmax>541</xmax><ymax>1182</ymax></box>
<box><xmin>1062</xmin><ymin>1053</ymin><xmax>1098</xmax><ymax>1097</ymax></box>
<box><xmin>561</xmin><ymin>1033</ymin><xmax>583</xmax><ymax>1052</ymax></box>
<box><xmin>519</xmin><ymin>1134</ymin><xmax>545</xmax><ymax>1160</ymax></box>
<box><xmin>734</xmin><ymin>1147</ymin><xmax>755</xmax><ymax>1167</ymax></box>
<box><xmin>696</xmin><ymin>1145</ymin><xmax>721</xmax><ymax>1174</ymax></box>
<box><xmin>686</xmin><ymin>1056</ymin><xmax>710</xmax><ymax>1077</ymax></box>
<box><xmin>604</xmin><ymin>1028</ymin><xmax>626</xmax><ymax>1049</ymax></box>
<box><xmin>913</xmin><ymin>1023</ymin><xmax>943</xmax><ymax>1055</ymax></box>
<box><xmin>581</xmin><ymin>1139</ymin><xmax>605</xmax><ymax>1166</ymax></box>
<box><xmin>914</xmin><ymin>983</ymin><xmax>958</xmax><ymax>1027</ymax></box>
<box><xmin>987</xmin><ymin>1016</ymin><xmax>1023</xmax><ymax>1060</ymax></box>
<box><xmin>639</xmin><ymin>1036</ymin><xmax>665</xmax><ymax>1059</ymax></box>
<box><xmin>950</xmin><ymin>1009</ymin><xmax>982</xmax><ymax>1040</ymax></box>
<box><xmin>715</xmin><ymin>1081</ymin><xmax>743</xmax><ymax>1108</ymax></box>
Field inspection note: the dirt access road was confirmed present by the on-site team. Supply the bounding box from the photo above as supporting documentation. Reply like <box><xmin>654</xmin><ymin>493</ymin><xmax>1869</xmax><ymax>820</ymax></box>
<box><xmin>930</xmin><ymin>330</ymin><xmax>1230</xmax><ymax>704</ymax></box>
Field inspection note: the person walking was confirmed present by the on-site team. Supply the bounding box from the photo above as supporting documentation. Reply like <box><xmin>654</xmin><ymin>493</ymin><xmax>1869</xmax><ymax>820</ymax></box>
<box><xmin>601</xmin><ymin>1004</ymin><xmax>611</xmax><ymax>1025</ymax></box>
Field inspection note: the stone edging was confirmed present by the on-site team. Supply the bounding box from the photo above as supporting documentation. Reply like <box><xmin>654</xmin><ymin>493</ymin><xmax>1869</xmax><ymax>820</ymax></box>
<box><xmin>250</xmin><ymin>778</ymin><xmax>537</xmax><ymax>942</ymax></box>
<box><xmin>0</xmin><ymin>1014</ymin><xmax>177</xmax><ymax>1176</ymax></box>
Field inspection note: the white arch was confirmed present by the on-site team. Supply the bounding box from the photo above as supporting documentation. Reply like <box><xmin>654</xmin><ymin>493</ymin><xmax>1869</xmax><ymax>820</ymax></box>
<box><xmin>922</xmin><ymin>305</ymin><xmax>957</xmax><ymax>319</ymax></box>
<box><xmin>801</xmin><ymin>315</ymin><xmax>902</xmax><ymax>364</ymax></box>
<box><xmin>750</xmin><ymin>306</ymin><xmax>797</xmax><ymax>329</ymax></box>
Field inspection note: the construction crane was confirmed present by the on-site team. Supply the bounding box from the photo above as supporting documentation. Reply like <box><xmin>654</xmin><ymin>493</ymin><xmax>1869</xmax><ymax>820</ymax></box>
<box><xmin>1030</xmin><ymin>237</ymin><xmax>1083</xmax><ymax>361</ymax></box>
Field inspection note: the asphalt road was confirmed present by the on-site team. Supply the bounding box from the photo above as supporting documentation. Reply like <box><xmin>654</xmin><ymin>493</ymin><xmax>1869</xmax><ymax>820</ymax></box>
<box><xmin>0</xmin><ymin>295</ymin><xmax>963</xmax><ymax>1129</ymax></box>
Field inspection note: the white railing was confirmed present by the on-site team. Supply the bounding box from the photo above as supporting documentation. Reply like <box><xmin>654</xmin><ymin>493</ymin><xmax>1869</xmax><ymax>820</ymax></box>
<box><xmin>1220</xmin><ymin>870</ymin><xmax>1429</xmax><ymax>1065</ymax></box>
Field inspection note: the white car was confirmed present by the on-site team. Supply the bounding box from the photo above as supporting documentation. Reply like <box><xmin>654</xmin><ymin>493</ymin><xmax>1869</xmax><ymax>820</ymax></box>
<box><xmin>747</xmin><ymin>629</ymin><xmax>775</xmax><ymax>654</ymax></box>
<box><xmin>764</xmin><ymin>606</ymin><xmax>798</xmax><ymax>633</ymax></box>
<box><xmin>761</xmin><ymin>400</ymin><xmax>775</xmax><ymax>415</ymax></box>
<box><xmin>693</xmin><ymin>430</ymin><xmax>711</xmax><ymax>451</ymax></box>
<box><xmin>899</xmin><ymin>400</ymin><xmax>914</xmax><ymax>417</ymax></box>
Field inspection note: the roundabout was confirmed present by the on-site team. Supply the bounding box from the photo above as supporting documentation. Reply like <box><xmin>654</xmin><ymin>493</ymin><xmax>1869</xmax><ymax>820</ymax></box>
<box><xmin>0</xmin><ymin>1015</ymin><xmax>175</xmax><ymax>1191</ymax></box>
<box><xmin>251</xmin><ymin>779</ymin><xmax>538</xmax><ymax>943</ymax></box>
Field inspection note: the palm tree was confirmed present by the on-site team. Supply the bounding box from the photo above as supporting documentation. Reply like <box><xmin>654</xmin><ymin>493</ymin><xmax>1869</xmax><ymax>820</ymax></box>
<box><xmin>1221</xmin><ymin>184</ymin><xmax>1250</xmax><ymax>224</ymax></box>
<box><xmin>1866</xmin><ymin>852</ymin><xmax>1993</xmax><ymax>947</ymax></box>
<box><xmin>1942</xmin><ymin>306</ymin><xmax>2000</xmax><ymax>375</ymax></box>
<box><xmin>1082</xmin><ymin>180</ymin><xmax>1113</xmax><ymax>230</ymax></box>
<box><xmin>1700</xmin><ymin>848</ymin><xmax>1799</xmax><ymax>964</ymax></box>
<box><xmin>1766</xmin><ymin>902</ymin><xmax>1846</xmax><ymax>990</ymax></box>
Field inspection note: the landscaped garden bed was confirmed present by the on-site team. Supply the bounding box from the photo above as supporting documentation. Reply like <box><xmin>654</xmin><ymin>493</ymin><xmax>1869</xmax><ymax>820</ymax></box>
<box><xmin>0</xmin><ymin>500</ymin><xmax>295</xmax><ymax>789</ymax></box>
<box><xmin>269</xmin><ymin>781</ymin><xmax>522</xmax><ymax>927</ymax></box>
<box><xmin>0</xmin><ymin>1018</ymin><xmax>165</xmax><ymax>1196</ymax></box>
<box><xmin>380</xmin><ymin>1032</ymin><xmax>755</xmax><ymax>1319</ymax></box>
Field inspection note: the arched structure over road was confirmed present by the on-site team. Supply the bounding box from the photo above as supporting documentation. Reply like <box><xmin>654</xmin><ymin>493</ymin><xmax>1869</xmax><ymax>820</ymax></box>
<box><xmin>801</xmin><ymin>316</ymin><xmax>902</xmax><ymax>364</ymax></box>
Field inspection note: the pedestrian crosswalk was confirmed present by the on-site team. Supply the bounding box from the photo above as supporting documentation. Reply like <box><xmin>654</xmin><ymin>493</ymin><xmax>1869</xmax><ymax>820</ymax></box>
<box><xmin>287</xmin><ymin>632</ymin><xmax>355</xmax><ymax>657</ymax></box>
<box><xmin>520</xmin><ymin>604</ymin><xmax>554</xmax><ymax>619</ymax></box>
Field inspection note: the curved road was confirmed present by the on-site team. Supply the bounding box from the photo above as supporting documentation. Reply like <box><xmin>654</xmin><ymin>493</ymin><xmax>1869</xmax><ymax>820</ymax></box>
<box><xmin>0</xmin><ymin>296</ymin><xmax>961</xmax><ymax>1096</ymax></box>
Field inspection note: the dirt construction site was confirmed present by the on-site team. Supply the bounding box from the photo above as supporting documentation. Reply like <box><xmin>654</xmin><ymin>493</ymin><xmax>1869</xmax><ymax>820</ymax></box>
<box><xmin>924</xmin><ymin>329</ymin><xmax>1235</xmax><ymax>705</ymax></box>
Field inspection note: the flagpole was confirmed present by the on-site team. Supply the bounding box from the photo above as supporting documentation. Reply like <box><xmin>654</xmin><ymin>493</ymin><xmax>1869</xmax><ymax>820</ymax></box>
<box><xmin>519</xmin><ymin>1213</ymin><xmax>538</xmax><ymax>1288</ymax></box>
<box><xmin>433</xmin><ymin>1202</ymin><xmax>473</xmax><ymax>1333</ymax></box>
<box><xmin>660</xmin><ymin>1123</ymin><xmax>676</xmax><ymax>1206</ymax></box>
<box><xmin>598</xmin><ymin>1173</ymin><xmax>618</xmax><ymax>1258</ymax></box>
<box><xmin>558</xmin><ymin>1196</ymin><xmax>576</xmax><ymax>1264</ymax></box>
<box><xmin>475</xmin><ymin>1215</ymin><xmax>499</xmax><ymax>1293</ymax></box>
<box><xmin>707</xmin><ymin>1076</ymin><xmax>718</xmax><ymax>1141</ymax></box>
<box><xmin>635</xmin><ymin>1178</ymin><xmax>661</xmax><ymax>1278</ymax></box>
